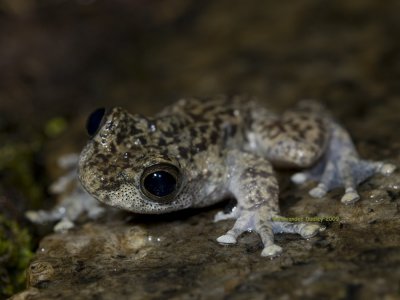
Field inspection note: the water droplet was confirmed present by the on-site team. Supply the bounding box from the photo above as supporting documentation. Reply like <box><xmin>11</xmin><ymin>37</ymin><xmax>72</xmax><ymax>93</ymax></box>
<box><xmin>147</xmin><ymin>235</ymin><xmax>162</xmax><ymax>243</ymax></box>
<box><xmin>149</xmin><ymin>123</ymin><xmax>157</xmax><ymax>132</ymax></box>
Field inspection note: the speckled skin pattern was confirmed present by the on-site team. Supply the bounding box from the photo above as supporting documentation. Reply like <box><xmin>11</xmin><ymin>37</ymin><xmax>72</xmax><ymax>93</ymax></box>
<box><xmin>78</xmin><ymin>95</ymin><xmax>395</xmax><ymax>257</ymax></box>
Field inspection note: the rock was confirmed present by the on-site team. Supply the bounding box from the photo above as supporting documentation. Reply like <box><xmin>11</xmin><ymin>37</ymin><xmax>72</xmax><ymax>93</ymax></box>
<box><xmin>4</xmin><ymin>0</ymin><xmax>400</xmax><ymax>298</ymax></box>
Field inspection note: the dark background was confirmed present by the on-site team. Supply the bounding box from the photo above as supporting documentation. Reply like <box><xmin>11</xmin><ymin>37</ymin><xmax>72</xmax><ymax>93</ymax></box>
<box><xmin>1</xmin><ymin>1</ymin><xmax>400</xmax><ymax>298</ymax></box>
<box><xmin>1</xmin><ymin>0</ymin><xmax>400</xmax><ymax>127</ymax></box>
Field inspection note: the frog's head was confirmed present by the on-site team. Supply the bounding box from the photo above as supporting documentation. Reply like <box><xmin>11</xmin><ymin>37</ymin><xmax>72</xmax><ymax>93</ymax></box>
<box><xmin>78</xmin><ymin>107</ymin><xmax>192</xmax><ymax>214</ymax></box>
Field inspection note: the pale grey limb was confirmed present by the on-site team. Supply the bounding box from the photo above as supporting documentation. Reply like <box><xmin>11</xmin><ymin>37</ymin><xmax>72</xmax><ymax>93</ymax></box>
<box><xmin>25</xmin><ymin>153</ymin><xmax>105</xmax><ymax>232</ymax></box>
<box><xmin>254</xmin><ymin>207</ymin><xmax>282</xmax><ymax>257</ymax></box>
<box><xmin>26</xmin><ymin>182</ymin><xmax>104</xmax><ymax>232</ymax></box>
<box><xmin>216</xmin><ymin>150</ymin><xmax>322</xmax><ymax>258</ymax></box>
<box><xmin>292</xmin><ymin>122</ymin><xmax>396</xmax><ymax>204</ymax></box>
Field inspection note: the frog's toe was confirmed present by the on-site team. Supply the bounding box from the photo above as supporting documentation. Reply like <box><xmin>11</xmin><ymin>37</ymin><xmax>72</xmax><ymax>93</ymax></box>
<box><xmin>299</xmin><ymin>223</ymin><xmax>321</xmax><ymax>238</ymax></box>
<box><xmin>291</xmin><ymin>172</ymin><xmax>309</xmax><ymax>184</ymax></box>
<box><xmin>25</xmin><ymin>208</ymin><xmax>64</xmax><ymax>223</ymax></box>
<box><xmin>272</xmin><ymin>219</ymin><xmax>324</xmax><ymax>239</ymax></box>
<box><xmin>377</xmin><ymin>162</ymin><xmax>396</xmax><ymax>176</ymax></box>
<box><xmin>309</xmin><ymin>184</ymin><xmax>327</xmax><ymax>198</ymax></box>
<box><xmin>336</xmin><ymin>160</ymin><xmax>394</xmax><ymax>204</ymax></box>
<box><xmin>217</xmin><ymin>234</ymin><xmax>237</xmax><ymax>244</ymax></box>
<box><xmin>54</xmin><ymin>217</ymin><xmax>75</xmax><ymax>232</ymax></box>
<box><xmin>25</xmin><ymin>211</ymin><xmax>42</xmax><ymax>223</ymax></box>
<box><xmin>261</xmin><ymin>244</ymin><xmax>283</xmax><ymax>258</ymax></box>
<box><xmin>341</xmin><ymin>189</ymin><xmax>360</xmax><ymax>205</ymax></box>
<box><xmin>216</xmin><ymin>211</ymin><xmax>251</xmax><ymax>245</ymax></box>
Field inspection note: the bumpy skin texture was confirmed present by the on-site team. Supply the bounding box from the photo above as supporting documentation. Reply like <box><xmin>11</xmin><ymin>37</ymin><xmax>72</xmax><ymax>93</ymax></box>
<box><xmin>78</xmin><ymin>96</ymin><xmax>395</xmax><ymax>257</ymax></box>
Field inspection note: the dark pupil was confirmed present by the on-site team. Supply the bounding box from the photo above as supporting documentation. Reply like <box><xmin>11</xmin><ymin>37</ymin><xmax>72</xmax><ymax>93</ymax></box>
<box><xmin>144</xmin><ymin>171</ymin><xmax>176</xmax><ymax>197</ymax></box>
<box><xmin>86</xmin><ymin>108</ymin><xmax>106</xmax><ymax>136</ymax></box>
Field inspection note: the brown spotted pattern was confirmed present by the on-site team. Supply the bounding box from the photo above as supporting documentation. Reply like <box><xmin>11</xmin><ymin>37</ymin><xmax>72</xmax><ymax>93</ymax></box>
<box><xmin>78</xmin><ymin>96</ymin><xmax>330</xmax><ymax>256</ymax></box>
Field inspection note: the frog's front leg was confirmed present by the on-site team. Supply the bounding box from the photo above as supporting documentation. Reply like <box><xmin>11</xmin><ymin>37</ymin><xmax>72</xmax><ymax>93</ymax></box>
<box><xmin>215</xmin><ymin>151</ymin><xmax>321</xmax><ymax>257</ymax></box>
<box><xmin>25</xmin><ymin>154</ymin><xmax>105</xmax><ymax>231</ymax></box>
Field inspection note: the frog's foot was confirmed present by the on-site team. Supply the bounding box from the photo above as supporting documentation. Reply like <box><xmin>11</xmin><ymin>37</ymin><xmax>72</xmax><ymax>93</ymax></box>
<box><xmin>26</xmin><ymin>153</ymin><xmax>106</xmax><ymax>231</ymax></box>
<box><xmin>216</xmin><ymin>210</ymin><xmax>283</xmax><ymax>255</ymax></box>
<box><xmin>26</xmin><ymin>183</ymin><xmax>104</xmax><ymax>231</ymax></box>
<box><xmin>25</xmin><ymin>207</ymin><xmax>67</xmax><ymax>224</ymax></box>
<box><xmin>304</xmin><ymin>160</ymin><xmax>396</xmax><ymax>204</ymax></box>
<box><xmin>291</xmin><ymin>122</ymin><xmax>396</xmax><ymax>204</ymax></box>
<box><xmin>259</xmin><ymin>219</ymin><xmax>322</xmax><ymax>257</ymax></box>
<box><xmin>216</xmin><ymin>209</ymin><xmax>322</xmax><ymax>258</ymax></box>
<box><xmin>307</xmin><ymin>179</ymin><xmax>362</xmax><ymax>204</ymax></box>
<box><xmin>26</xmin><ymin>208</ymin><xmax>77</xmax><ymax>232</ymax></box>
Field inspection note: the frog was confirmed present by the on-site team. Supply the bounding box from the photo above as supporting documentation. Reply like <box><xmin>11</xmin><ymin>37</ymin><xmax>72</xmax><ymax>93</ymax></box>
<box><xmin>76</xmin><ymin>95</ymin><xmax>395</xmax><ymax>257</ymax></box>
<box><xmin>27</xmin><ymin>95</ymin><xmax>395</xmax><ymax>257</ymax></box>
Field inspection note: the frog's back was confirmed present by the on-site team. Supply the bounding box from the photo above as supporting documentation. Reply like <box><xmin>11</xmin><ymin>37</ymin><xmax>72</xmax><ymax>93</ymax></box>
<box><xmin>157</xmin><ymin>96</ymin><xmax>257</xmax><ymax>154</ymax></box>
<box><xmin>159</xmin><ymin>95</ymin><xmax>255</xmax><ymax>123</ymax></box>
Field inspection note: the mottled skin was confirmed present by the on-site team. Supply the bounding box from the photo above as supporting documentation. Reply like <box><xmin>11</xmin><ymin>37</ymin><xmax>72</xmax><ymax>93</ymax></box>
<box><xmin>77</xmin><ymin>95</ymin><xmax>395</xmax><ymax>257</ymax></box>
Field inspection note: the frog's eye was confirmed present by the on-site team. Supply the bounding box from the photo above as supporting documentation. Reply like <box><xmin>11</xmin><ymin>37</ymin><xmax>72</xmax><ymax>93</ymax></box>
<box><xmin>86</xmin><ymin>108</ymin><xmax>106</xmax><ymax>137</ymax></box>
<box><xmin>140</xmin><ymin>164</ymin><xmax>180</xmax><ymax>202</ymax></box>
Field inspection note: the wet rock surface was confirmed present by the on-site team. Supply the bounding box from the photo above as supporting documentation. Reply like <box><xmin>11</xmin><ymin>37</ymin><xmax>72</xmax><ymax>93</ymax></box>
<box><xmin>2</xmin><ymin>0</ymin><xmax>400</xmax><ymax>299</ymax></box>
<box><xmin>15</xmin><ymin>194</ymin><xmax>400</xmax><ymax>299</ymax></box>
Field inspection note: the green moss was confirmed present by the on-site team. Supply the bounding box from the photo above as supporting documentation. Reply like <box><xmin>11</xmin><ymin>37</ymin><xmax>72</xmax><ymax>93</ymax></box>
<box><xmin>44</xmin><ymin>117</ymin><xmax>67</xmax><ymax>138</ymax></box>
<box><xmin>0</xmin><ymin>137</ymin><xmax>43</xmax><ymax>208</ymax></box>
<box><xmin>0</xmin><ymin>116</ymin><xmax>68</xmax><ymax>297</ymax></box>
<box><xmin>0</xmin><ymin>215</ymin><xmax>34</xmax><ymax>298</ymax></box>
<box><xmin>0</xmin><ymin>118</ymin><xmax>64</xmax><ymax>297</ymax></box>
